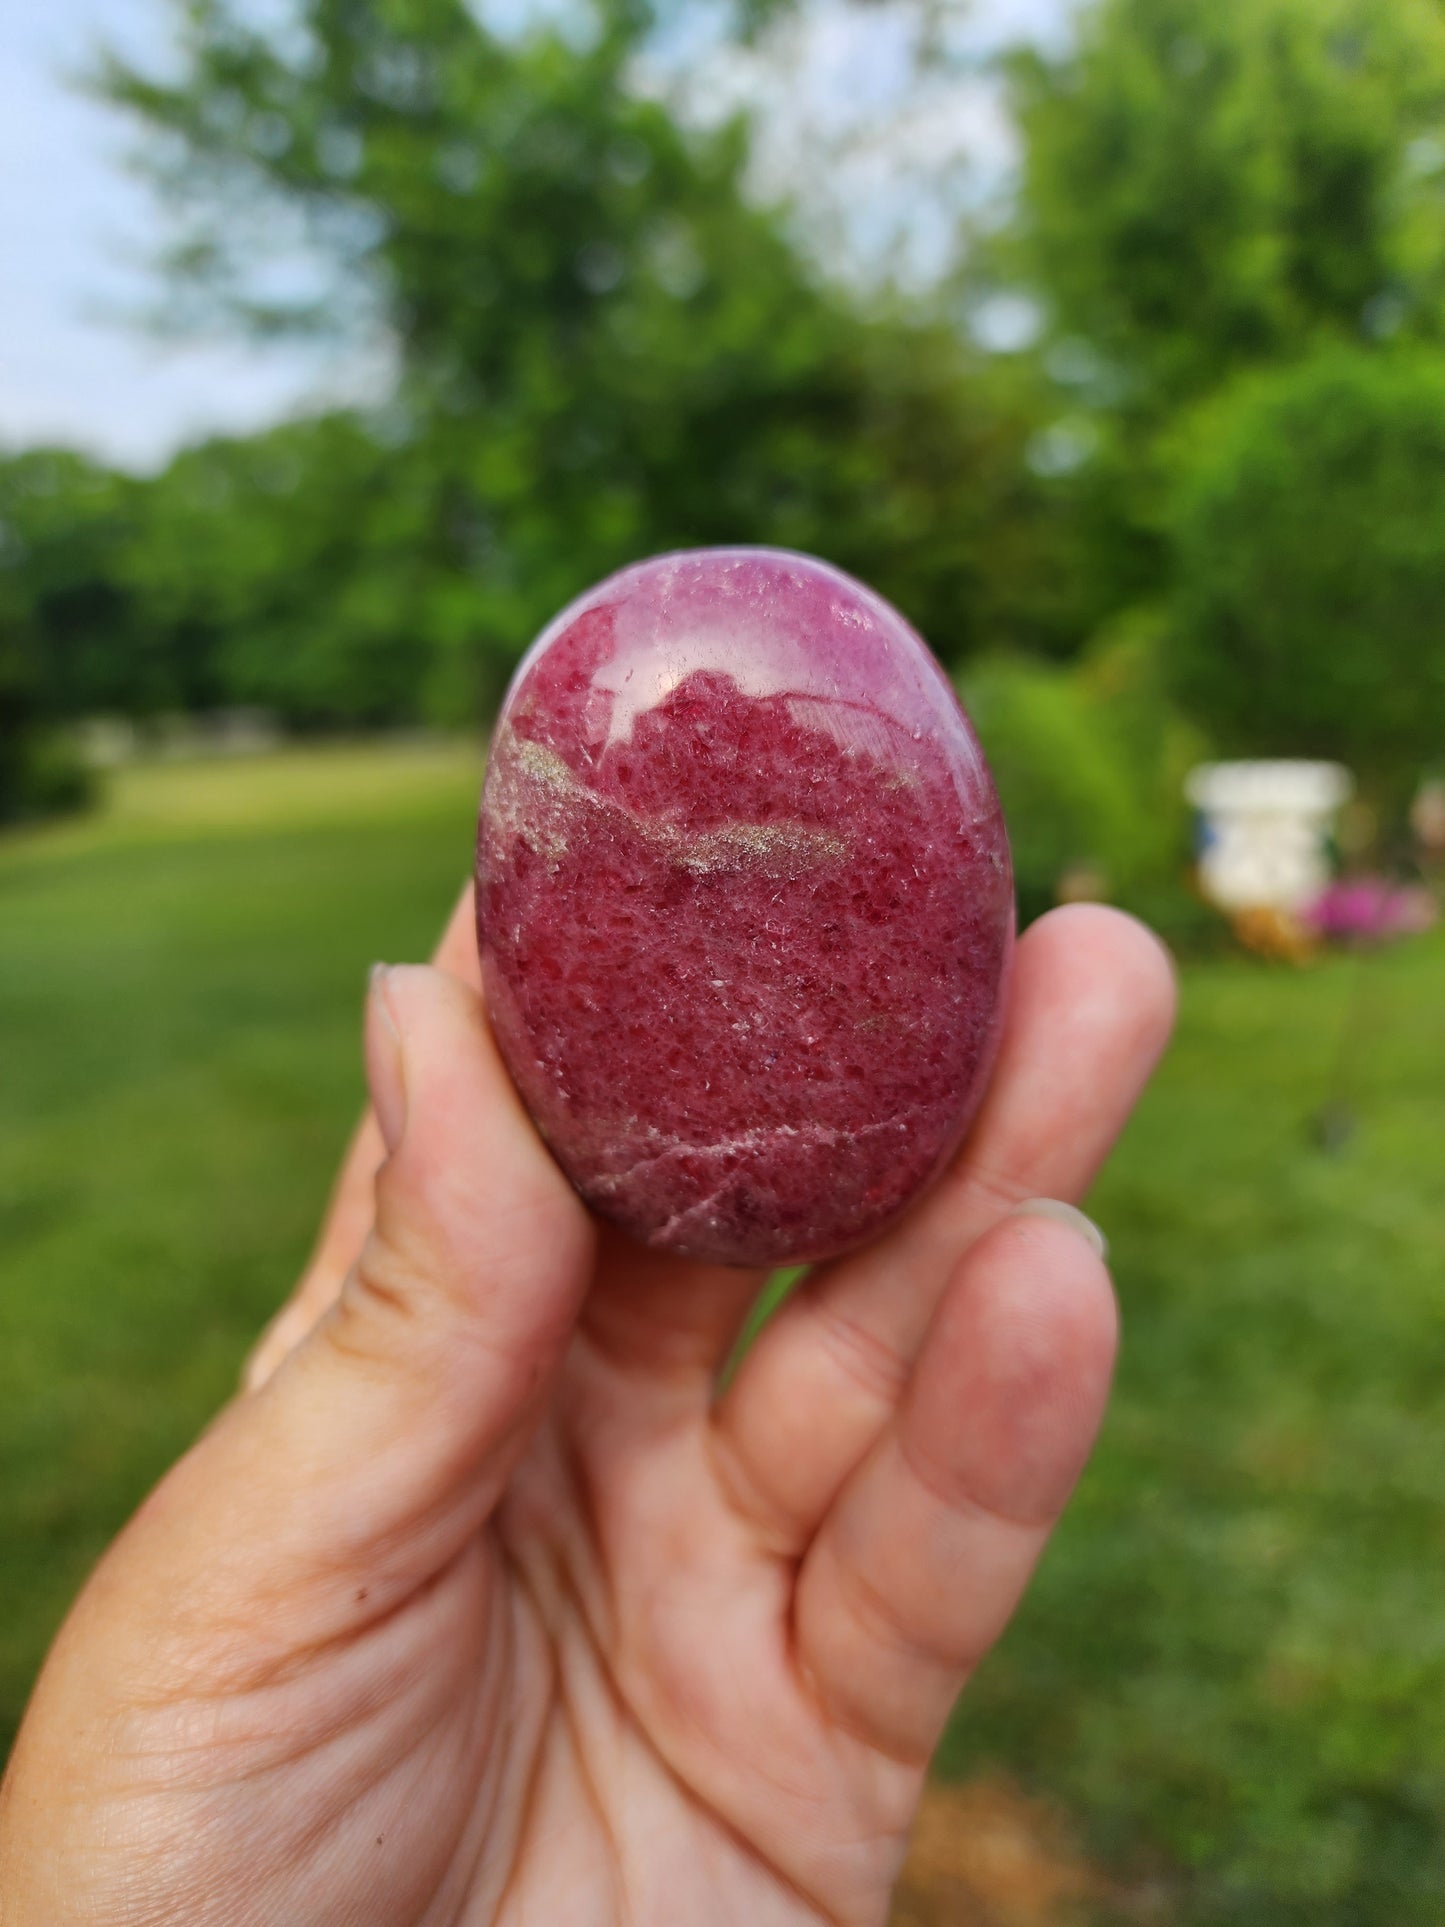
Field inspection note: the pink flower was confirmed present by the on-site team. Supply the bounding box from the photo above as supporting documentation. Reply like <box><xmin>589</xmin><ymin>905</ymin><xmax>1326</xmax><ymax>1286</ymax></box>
<box><xmin>1304</xmin><ymin>878</ymin><xmax>1438</xmax><ymax>942</ymax></box>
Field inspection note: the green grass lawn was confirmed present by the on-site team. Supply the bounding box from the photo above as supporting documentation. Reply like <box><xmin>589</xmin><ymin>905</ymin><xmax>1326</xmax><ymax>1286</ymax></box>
<box><xmin>3</xmin><ymin>744</ymin><xmax>1443</xmax><ymax>1924</ymax></box>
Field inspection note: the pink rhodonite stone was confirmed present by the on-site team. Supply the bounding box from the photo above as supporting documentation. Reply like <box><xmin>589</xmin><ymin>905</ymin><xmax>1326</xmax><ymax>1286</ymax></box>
<box><xmin>476</xmin><ymin>548</ymin><xmax>1013</xmax><ymax>1267</ymax></box>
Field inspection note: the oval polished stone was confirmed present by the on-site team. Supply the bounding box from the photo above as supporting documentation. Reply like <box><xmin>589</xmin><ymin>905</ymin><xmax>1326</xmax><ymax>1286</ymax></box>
<box><xmin>476</xmin><ymin>548</ymin><xmax>1013</xmax><ymax>1267</ymax></box>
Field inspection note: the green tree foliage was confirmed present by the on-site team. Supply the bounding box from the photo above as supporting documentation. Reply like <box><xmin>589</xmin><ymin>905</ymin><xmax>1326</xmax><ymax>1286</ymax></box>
<box><xmin>123</xmin><ymin>415</ymin><xmax>452</xmax><ymax>725</ymax></box>
<box><xmin>0</xmin><ymin>631</ymin><xmax>41</xmax><ymax>825</ymax></box>
<box><xmin>999</xmin><ymin>0</ymin><xmax>1445</xmax><ymax>802</ymax></box>
<box><xmin>0</xmin><ymin>372</ymin><xmax>1093</xmax><ymax>732</ymax></box>
<box><xmin>0</xmin><ymin>452</ymin><xmax>125</xmax><ymax>820</ymax></box>
<box><xmin>44</xmin><ymin>0</ymin><xmax>1094</xmax><ymax>725</ymax></box>
<box><xmin>1009</xmin><ymin>0</ymin><xmax>1445</xmax><ymax>422</ymax></box>
<box><xmin>0</xmin><ymin>452</ymin><xmax>145</xmax><ymax>715</ymax></box>
<box><xmin>1168</xmin><ymin>347</ymin><xmax>1445</xmax><ymax>789</ymax></box>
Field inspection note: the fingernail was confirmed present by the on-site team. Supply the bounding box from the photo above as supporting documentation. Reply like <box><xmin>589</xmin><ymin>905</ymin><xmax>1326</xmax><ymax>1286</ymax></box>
<box><xmin>1012</xmin><ymin>1198</ymin><xmax>1108</xmax><ymax>1261</ymax></box>
<box><xmin>367</xmin><ymin>963</ymin><xmax>407</xmax><ymax>1154</ymax></box>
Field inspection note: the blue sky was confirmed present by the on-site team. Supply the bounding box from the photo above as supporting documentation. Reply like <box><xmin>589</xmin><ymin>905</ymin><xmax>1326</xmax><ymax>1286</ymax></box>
<box><xmin>0</xmin><ymin>1</ymin><xmax>371</xmax><ymax>469</ymax></box>
<box><xmin>0</xmin><ymin>0</ymin><xmax>1072</xmax><ymax>472</ymax></box>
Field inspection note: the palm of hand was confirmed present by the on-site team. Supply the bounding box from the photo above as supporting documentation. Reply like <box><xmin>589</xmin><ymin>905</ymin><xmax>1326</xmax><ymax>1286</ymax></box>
<box><xmin>0</xmin><ymin>897</ymin><xmax>1172</xmax><ymax>1927</ymax></box>
<box><xmin>294</xmin><ymin>1362</ymin><xmax>920</xmax><ymax>1927</ymax></box>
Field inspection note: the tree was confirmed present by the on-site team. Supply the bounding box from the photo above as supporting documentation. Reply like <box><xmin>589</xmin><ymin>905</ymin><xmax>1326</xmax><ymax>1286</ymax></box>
<box><xmin>121</xmin><ymin>415</ymin><xmax>453</xmax><ymax>726</ymax></box>
<box><xmin>1007</xmin><ymin>0</ymin><xmax>1445</xmax><ymax>423</ymax></box>
<box><xmin>1167</xmin><ymin>347</ymin><xmax>1445</xmax><ymax>792</ymax></box>
<box><xmin>87</xmin><ymin>0</ymin><xmax>1095</xmax><ymax>714</ymax></box>
<box><xmin>0</xmin><ymin>452</ymin><xmax>126</xmax><ymax>819</ymax></box>
<box><xmin>0</xmin><ymin>599</ymin><xmax>40</xmax><ymax>824</ymax></box>
<box><xmin>0</xmin><ymin>451</ymin><xmax>146</xmax><ymax>716</ymax></box>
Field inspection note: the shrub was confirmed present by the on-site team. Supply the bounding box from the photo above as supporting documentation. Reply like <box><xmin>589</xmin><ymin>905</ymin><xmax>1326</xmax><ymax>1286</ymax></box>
<box><xmin>0</xmin><ymin>723</ymin><xmax>95</xmax><ymax>827</ymax></box>
<box><xmin>962</xmin><ymin>623</ymin><xmax>1201</xmax><ymax>928</ymax></box>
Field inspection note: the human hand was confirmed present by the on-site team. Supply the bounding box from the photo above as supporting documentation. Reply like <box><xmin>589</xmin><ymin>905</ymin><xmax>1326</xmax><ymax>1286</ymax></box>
<box><xmin>0</xmin><ymin>891</ymin><xmax>1173</xmax><ymax>1926</ymax></box>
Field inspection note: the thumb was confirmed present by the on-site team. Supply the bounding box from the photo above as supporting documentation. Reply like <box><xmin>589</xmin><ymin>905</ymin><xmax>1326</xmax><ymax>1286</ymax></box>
<box><xmin>132</xmin><ymin>964</ymin><xmax>596</xmax><ymax>1624</ymax></box>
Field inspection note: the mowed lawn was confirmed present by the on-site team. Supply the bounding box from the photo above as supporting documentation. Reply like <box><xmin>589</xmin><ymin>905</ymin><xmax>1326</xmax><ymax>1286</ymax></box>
<box><xmin>2</xmin><ymin>744</ymin><xmax>1443</xmax><ymax>1925</ymax></box>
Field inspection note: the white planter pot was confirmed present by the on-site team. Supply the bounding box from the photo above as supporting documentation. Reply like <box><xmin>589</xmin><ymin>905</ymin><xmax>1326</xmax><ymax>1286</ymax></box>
<box><xmin>1184</xmin><ymin>761</ymin><xmax>1354</xmax><ymax>914</ymax></box>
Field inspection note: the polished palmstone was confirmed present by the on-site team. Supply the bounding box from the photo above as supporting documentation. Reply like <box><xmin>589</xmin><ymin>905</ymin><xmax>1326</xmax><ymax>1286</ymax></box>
<box><xmin>477</xmin><ymin>548</ymin><xmax>1013</xmax><ymax>1266</ymax></box>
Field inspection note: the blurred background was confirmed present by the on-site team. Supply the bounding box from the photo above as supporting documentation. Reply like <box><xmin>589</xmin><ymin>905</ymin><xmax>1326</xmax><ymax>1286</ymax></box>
<box><xmin>2</xmin><ymin>0</ymin><xmax>1444</xmax><ymax>1920</ymax></box>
